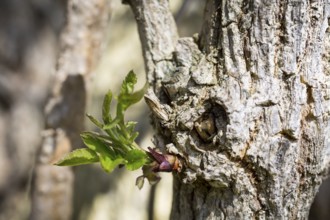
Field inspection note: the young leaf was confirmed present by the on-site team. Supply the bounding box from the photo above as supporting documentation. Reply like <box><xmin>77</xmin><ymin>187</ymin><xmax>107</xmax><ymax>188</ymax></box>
<box><xmin>55</xmin><ymin>148</ymin><xmax>99</xmax><ymax>166</ymax></box>
<box><xmin>125</xmin><ymin>121</ymin><xmax>137</xmax><ymax>135</ymax></box>
<box><xmin>86</xmin><ymin>114</ymin><xmax>103</xmax><ymax>128</ymax></box>
<box><xmin>54</xmin><ymin>70</ymin><xmax>153</xmax><ymax>188</ymax></box>
<box><xmin>125</xmin><ymin>149</ymin><xmax>150</xmax><ymax>171</ymax></box>
<box><xmin>120</xmin><ymin>70</ymin><xmax>137</xmax><ymax>95</ymax></box>
<box><xmin>135</xmin><ymin>175</ymin><xmax>145</xmax><ymax>190</ymax></box>
<box><xmin>128</xmin><ymin>132</ymin><xmax>139</xmax><ymax>143</ymax></box>
<box><xmin>99</xmin><ymin>155</ymin><xmax>126</xmax><ymax>173</ymax></box>
<box><xmin>122</xmin><ymin>82</ymin><xmax>148</xmax><ymax>108</ymax></box>
<box><xmin>102</xmin><ymin>117</ymin><xmax>121</xmax><ymax>130</ymax></box>
<box><xmin>124</xmin><ymin>121</ymin><xmax>139</xmax><ymax>143</ymax></box>
<box><xmin>81</xmin><ymin>132</ymin><xmax>129</xmax><ymax>172</ymax></box>
<box><xmin>142</xmin><ymin>162</ymin><xmax>161</xmax><ymax>185</ymax></box>
<box><xmin>102</xmin><ymin>90</ymin><xmax>113</xmax><ymax>124</ymax></box>
<box><xmin>117</xmin><ymin>82</ymin><xmax>148</xmax><ymax>116</ymax></box>
<box><xmin>81</xmin><ymin>132</ymin><xmax>116</xmax><ymax>157</ymax></box>
<box><xmin>116</xmin><ymin>71</ymin><xmax>148</xmax><ymax>120</ymax></box>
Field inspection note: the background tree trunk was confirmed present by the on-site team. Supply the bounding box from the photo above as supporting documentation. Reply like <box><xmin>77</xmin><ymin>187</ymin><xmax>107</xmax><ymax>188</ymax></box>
<box><xmin>126</xmin><ymin>0</ymin><xmax>330</xmax><ymax>219</ymax></box>
<box><xmin>30</xmin><ymin>0</ymin><xmax>110</xmax><ymax>219</ymax></box>
<box><xmin>0</xmin><ymin>0</ymin><xmax>65</xmax><ymax>219</ymax></box>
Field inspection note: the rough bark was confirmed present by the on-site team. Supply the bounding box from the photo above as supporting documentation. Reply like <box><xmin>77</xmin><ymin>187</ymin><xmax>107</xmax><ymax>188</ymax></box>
<box><xmin>30</xmin><ymin>0</ymin><xmax>110</xmax><ymax>219</ymax></box>
<box><xmin>126</xmin><ymin>0</ymin><xmax>330</xmax><ymax>219</ymax></box>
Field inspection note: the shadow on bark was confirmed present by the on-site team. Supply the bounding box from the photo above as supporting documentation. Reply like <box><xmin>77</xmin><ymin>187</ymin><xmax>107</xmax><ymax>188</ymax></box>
<box><xmin>309</xmin><ymin>176</ymin><xmax>330</xmax><ymax>220</ymax></box>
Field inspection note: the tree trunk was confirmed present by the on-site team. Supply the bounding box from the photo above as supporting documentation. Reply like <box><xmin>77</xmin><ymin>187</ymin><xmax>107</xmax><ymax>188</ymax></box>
<box><xmin>126</xmin><ymin>0</ymin><xmax>330</xmax><ymax>219</ymax></box>
<box><xmin>30</xmin><ymin>0</ymin><xmax>110</xmax><ymax>219</ymax></box>
<box><xmin>0</xmin><ymin>0</ymin><xmax>65</xmax><ymax>219</ymax></box>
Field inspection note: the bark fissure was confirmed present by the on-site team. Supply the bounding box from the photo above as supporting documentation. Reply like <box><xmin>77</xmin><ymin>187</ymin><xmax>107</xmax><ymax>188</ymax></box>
<box><xmin>199</xmin><ymin>0</ymin><xmax>222</xmax><ymax>54</ymax></box>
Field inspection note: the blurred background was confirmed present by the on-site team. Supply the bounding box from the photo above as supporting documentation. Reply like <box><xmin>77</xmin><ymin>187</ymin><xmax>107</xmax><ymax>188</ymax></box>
<box><xmin>0</xmin><ymin>0</ymin><xmax>203</xmax><ymax>219</ymax></box>
<box><xmin>0</xmin><ymin>0</ymin><xmax>328</xmax><ymax>219</ymax></box>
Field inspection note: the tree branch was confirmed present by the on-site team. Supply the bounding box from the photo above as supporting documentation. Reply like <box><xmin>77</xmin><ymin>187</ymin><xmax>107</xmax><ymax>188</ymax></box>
<box><xmin>125</xmin><ymin>0</ymin><xmax>178</xmax><ymax>84</ymax></box>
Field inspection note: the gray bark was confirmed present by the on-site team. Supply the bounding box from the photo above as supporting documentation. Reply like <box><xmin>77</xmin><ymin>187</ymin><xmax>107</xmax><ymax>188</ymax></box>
<box><xmin>30</xmin><ymin>0</ymin><xmax>110</xmax><ymax>219</ymax></box>
<box><xmin>126</xmin><ymin>0</ymin><xmax>330</xmax><ymax>219</ymax></box>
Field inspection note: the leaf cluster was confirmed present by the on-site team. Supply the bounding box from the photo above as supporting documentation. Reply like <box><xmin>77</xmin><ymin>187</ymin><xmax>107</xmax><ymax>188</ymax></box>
<box><xmin>55</xmin><ymin>71</ymin><xmax>150</xmax><ymax>173</ymax></box>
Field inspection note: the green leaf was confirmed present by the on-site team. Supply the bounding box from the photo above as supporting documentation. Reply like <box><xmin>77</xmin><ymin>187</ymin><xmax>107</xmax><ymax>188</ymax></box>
<box><xmin>81</xmin><ymin>132</ymin><xmax>116</xmax><ymax>156</ymax></box>
<box><xmin>120</xmin><ymin>70</ymin><xmax>137</xmax><ymax>95</ymax></box>
<box><xmin>116</xmin><ymin>71</ymin><xmax>148</xmax><ymax>121</ymax></box>
<box><xmin>102</xmin><ymin>117</ymin><xmax>120</xmax><ymax>130</ymax></box>
<box><xmin>117</xmin><ymin>82</ymin><xmax>148</xmax><ymax>115</ymax></box>
<box><xmin>129</xmin><ymin>132</ymin><xmax>139</xmax><ymax>143</ymax></box>
<box><xmin>125</xmin><ymin>149</ymin><xmax>150</xmax><ymax>171</ymax></box>
<box><xmin>102</xmin><ymin>90</ymin><xmax>113</xmax><ymax>124</ymax></box>
<box><xmin>81</xmin><ymin>132</ymin><xmax>129</xmax><ymax>172</ymax></box>
<box><xmin>123</xmin><ymin>82</ymin><xmax>148</xmax><ymax>106</ymax></box>
<box><xmin>124</xmin><ymin>121</ymin><xmax>139</xmax><ymax>143</ymax></box>
<box><xmin>55</xmin><ymin>148</ymin><xmax>99</xmax><ymax>166</ymax></box>
<box><xmin>142</xmin><ymin>162</ymin><xmax>161</xmax><ymax>185</ymax></box>
<box><xmin>86</xmin><ymin>114</ymin><xmax>103</xmax><ymax>128</ymax></box>
<box><xmin>99</xmin><ymin>155</ymin><xmax>126</xmax><ymax>173</ymax></box>
<box><xmin>135</xmin><ymin>175</ymin><xmax>145</xmax><ymax>190</ymax></box>
<box><xmin>125</xmin><ymin>121</ymin><xmax>137</xmax><ymax>135</ymax></box>
<box><xmin>55</xmin><ymin>71</ymin><xmax>150</xmax><ymax>178</ymax></box>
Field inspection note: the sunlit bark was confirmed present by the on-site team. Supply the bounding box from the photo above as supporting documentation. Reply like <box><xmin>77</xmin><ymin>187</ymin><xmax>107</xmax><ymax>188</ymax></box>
<box><xmin>127</xmin><ymin>0</ymin><xmax>330</xmax><ymax>219</ymax></box>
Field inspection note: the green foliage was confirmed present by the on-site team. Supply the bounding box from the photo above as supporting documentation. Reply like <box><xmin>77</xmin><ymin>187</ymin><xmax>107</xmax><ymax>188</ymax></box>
<box><xmin>125</xmin><ymin>149</ymin><xmax>150</xmax><ymax>171</ymax></box>
<box><xmin>55</xmin><ymin>148</ymin><xmax>99</xmax><ymax>166</ymax></box>
<box><xmin>55</xmin><ymin>71</ymin><xmax>151</xmax><ymax>173</ymax></box>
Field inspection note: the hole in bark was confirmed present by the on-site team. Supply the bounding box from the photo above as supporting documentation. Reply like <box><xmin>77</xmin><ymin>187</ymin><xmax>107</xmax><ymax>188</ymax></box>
<box><xmin>192</xmin><ymin>102</ymin><xmax>228</xmax><ymax>150</ymax></box>
<box><xmin>212</xmin><ymin>103</ymin><xmax>228</xmax><ymax>144</ymax></box>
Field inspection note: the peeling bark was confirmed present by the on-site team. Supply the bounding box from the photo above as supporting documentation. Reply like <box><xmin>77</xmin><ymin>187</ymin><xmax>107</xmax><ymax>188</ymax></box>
<box><xmin>127</xmin><ymin>0</ymin><xmax>330</xmax><ymax>219</ymax></box>
<box><xmin>30</xmin><ymin>0</ymin><xmax>110</xmax><ymax>219</ymax></box>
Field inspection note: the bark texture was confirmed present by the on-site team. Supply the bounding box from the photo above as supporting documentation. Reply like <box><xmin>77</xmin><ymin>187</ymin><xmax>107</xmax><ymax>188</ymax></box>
<box><xmin>127</xmin><ymin>0</ymin><xmax>330</xmax><ymax>219</ymax></box>
<box><xmin>30</xmin><ymin>0</ymin><xmax>110</xmax><ymax>219</ymax></box>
